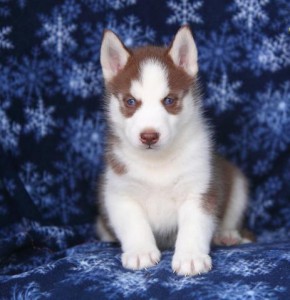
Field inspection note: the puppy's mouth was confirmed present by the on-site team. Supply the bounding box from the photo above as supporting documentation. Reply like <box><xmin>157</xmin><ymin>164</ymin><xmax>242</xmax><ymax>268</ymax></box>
<box><xmin>138</xmin><ymin>143</ymin><xmax>158</xmax><ymax>150</ymax></box>
<box><xmin>144</xmin><ymin>143</ymin><xmax>161</xmax><ymax>150</ymax></box>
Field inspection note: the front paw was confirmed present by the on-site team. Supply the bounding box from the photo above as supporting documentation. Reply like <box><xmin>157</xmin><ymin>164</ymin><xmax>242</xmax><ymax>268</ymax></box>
<box><xmin>172</xmin><ymin>252</ymin><xmax>212</xmax><ymax>276</ymax></box>
<box><xmin>121</xmin><ymin>248</ymin><xmax>161</xmax><ymax>270</ymax></box>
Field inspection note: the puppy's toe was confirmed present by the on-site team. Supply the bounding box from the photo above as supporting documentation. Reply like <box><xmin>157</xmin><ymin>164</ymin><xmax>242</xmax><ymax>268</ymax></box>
<box><xmin>172</xmin><ymin>253</ymin><xmax>212</xmax><ymax>276</ymax></box>
<box><xmin>122</xmin><ymin>248</ymin><xmax>161</xmax><ymax>270</ymax></box>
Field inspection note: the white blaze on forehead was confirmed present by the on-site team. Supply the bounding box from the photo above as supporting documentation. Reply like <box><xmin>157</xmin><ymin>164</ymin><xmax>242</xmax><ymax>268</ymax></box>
<box><xmin>130</xmin><ymin>59</ymin><xmax>169</xmax><ymax>102</ymax></box>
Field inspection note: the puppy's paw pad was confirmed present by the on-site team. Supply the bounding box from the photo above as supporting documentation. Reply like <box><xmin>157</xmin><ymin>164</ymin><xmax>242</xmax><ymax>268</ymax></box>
<box><xmin>172</xmin><ymin>253</ymin><xmax>212</xmax><ymax>276</ymax></box>
<box><xmin>214</xmin><ymin>230</ymin><xmax>242</xmax><ymax>246</ymax></box>
<box><xmin>122</xmin><ymin>249</ymin><xmax>161</xmax><ymax>270</ymax></box>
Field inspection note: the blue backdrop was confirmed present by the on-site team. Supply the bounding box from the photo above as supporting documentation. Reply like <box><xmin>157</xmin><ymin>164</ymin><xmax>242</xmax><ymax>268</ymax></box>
<box><xmin>0</xmin><ymin>0</ymin><xmax>289</xmax><ymax>299</ymax></box>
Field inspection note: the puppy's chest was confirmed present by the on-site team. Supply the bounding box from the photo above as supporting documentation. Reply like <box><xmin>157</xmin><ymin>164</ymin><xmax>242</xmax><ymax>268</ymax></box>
<box><xmin>137</xmin><ymin>185</ymin><xmax>181</xmax><ymax>233</ymax></box>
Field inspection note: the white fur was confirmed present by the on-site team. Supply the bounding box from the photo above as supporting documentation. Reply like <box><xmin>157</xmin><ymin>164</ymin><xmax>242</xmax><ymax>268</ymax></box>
<box><xmin>101</xmin><ymin>56</ymin><xmax>214</xmax><ymax>275</ymax></box>
<box><xmin>98</xmin><ymin>28</ymin><xmax>248</xmax><ymax>276</ymax></box>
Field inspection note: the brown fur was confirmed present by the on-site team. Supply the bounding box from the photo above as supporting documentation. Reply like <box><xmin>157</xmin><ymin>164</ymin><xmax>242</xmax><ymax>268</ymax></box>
<box><xmin>203</xmin><ymin>155</ymin><xmax>246</xmax><ymax>220</ymax></box>
<box><xmin>106</xmin><ymin>46</ymin><xmax>195</xmax><ymax>118</ymax></box>
<box><xmin>105</xmin><ymin>132</ymin><xmax>127</xmax><ymax>175</ymax></box>
<box><xmin>106</xmin><ymin>151</ymin><xmax>127</xmax><ymax>175</ymax></box>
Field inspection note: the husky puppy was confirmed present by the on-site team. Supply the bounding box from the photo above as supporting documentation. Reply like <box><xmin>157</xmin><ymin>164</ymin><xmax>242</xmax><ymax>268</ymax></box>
<box><xmin>97</xmin><ymin>26</ymin><xmax>249</xmax><ymax>276</ymax></box>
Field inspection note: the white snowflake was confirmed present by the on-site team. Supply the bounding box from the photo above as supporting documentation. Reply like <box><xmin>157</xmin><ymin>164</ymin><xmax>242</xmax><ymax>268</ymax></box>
<box><xmin>107</xmin><ymin>14</ymin><xmax>155</xmax><ymax>47</ymax></box>
<box><xmin>41</xmin><ymin>14</ymin><xmax>76</xmax><ymax>56</ymax></box>
<box><xmin>198</xmin><ymin>23</ymin><xmax>240</xmax><ymax>79</ymax></box>
<box><xmin>59</xmin><ymin>62</ymin><xmax>102</xmax><ymax>99</ymax></box>
<box><xmin>0</xmin><ymin>26</ymin><xmax>13</xmax><ymax>49</ymax></box>
<box><xmin>231</xmin><ymin>0</ymin><xmax>270</xmax><ymax>31</ymax></box>
<box><xmin>247</xmin><ymin>33</ymin><xmax>290</xmax><ymax>75</ymax></box>
<box><xmin>167</xmin><ymin>0</ymin><xmax>203</xmax><ymax>25</ymax></box>
<box><xmin>206</xmin><ymin>73</ymin><xmax>242</xmax><ymax>113</ymax></box>
<box><xmin>0</xmin><ymin>107</ymin><xmax>21</xmax><ymax>153</ymax></box>
<box><xmin>24</xmin><ymin>98</ymin><xmax>56</xmax><ymax>141</ymax></box>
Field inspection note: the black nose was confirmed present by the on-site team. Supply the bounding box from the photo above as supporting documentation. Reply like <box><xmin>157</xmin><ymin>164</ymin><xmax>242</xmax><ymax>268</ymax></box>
<box><xmin>140</xmin><ymin>130</ymin><xmax>159</xmax><ymax>145</ymax></box>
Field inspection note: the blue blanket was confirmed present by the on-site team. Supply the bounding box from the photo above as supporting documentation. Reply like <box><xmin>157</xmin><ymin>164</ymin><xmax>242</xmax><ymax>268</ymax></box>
<box><xmin>0</xmin><ymin>0</ymin><xmax>289</xmax><ymax>298</ymax></box>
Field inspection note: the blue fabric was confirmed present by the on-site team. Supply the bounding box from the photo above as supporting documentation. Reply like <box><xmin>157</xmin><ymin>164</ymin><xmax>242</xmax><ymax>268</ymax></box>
<box><xmin>0</xmin><ymin>0</ymin><xmax>289</xmax><ymax>299</ymax></box>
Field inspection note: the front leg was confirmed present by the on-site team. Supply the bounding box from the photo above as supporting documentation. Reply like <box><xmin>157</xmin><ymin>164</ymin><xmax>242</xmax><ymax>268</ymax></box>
<box><xmin>172</xmin><ymin>199</ymin><xmax>216</xmax><ymax>276</ymax></box>
<box><xmin>105</xmin><ymin>194</ymin><xmax>161</xmax><ymax>270</ymax></box>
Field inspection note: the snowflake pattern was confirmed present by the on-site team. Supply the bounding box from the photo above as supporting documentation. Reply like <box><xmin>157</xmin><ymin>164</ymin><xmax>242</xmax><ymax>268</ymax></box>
<box><xmin>167</xmin><ymin>0</ymin><xmax>203</xmax><ymax>25</ymax></box>
<box><xmin>58</xmin><ymin>62</ymin><xmax>102</xmax><ymax>99</ymax></box>
<box><xmin>244</xmin><ymin>33</ymin><xmax>290</xmax><ymax>75</ymax></box>
<box><xmin>206</xmin><ymin>73</ymin><xmax>243</xmax><ymax>113</ymax></box>
<box><xmin>230</xmin><ymin>0</ymin><xmax>270</xmax><ymax>31</ymax></box>
<box><xmin>0</xmin><ymin>26</ymin><xmax>13</xmax><ymax>49</ymax></box>
<box><xmin>197</xmin><ymin>23</ymin><xmax>240</xmax><ymax>79</ymax></box>
<box><xmin>24</xmin><ymin>99</ymin><xmax>56</xmax><ymax>141</ymax></box>
<box><xmin>13</xmin><ymin>50</ymin><xmax>52</xmax><ymax>101</ymax></box>
<box><xmin>0</xmin><ymin>1</ymin><xmax>289</xmax><ymax>299</ymax></box>
<box><xmin>40</xmin><ymin>13</ymin><xmax>77</xmax><ymax>56</ymax></box>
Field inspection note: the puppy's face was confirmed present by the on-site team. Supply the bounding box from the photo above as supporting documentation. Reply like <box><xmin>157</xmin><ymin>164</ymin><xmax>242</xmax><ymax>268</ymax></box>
<box><xmin>101</xmin><ymin>26</ymin><xmax>199</xmax><ymax>151</ymax></box>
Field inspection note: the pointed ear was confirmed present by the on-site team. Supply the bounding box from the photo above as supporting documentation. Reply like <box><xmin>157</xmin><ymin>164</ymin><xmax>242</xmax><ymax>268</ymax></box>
<box><xmin>100</xmin><ymin>30</ymin><xmax>130</xmax><ymax>81</ymax></box>
<box><xmin>168</xmin><ymin>26</ymin><xmax>198</xmax><ymax>77</ymax></box>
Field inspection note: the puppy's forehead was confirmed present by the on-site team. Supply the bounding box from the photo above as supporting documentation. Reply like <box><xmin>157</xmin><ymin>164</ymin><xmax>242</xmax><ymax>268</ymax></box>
<box><xmin>130</xmin><ymin>59</ymin><xmax>169</xmax><ymax>100</ymax></box>
<box><xmin>108</xmin><ymin>46</ymin><xmax>193</xmax><ymax>97</ymax></box>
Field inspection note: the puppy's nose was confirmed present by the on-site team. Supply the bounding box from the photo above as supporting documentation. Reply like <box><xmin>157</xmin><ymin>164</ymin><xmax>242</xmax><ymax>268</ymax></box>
<box><xmin>140</xmin><ymin>130</ymin><xmax>159</xmax><ymax>145</ymax></box>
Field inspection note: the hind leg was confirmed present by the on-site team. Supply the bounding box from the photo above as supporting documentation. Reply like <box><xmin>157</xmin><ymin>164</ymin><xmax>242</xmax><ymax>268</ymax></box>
<box><xmin>214</xmin><ymin>171</ymin><xmax>249</xmax><ymax>246</ymax></box>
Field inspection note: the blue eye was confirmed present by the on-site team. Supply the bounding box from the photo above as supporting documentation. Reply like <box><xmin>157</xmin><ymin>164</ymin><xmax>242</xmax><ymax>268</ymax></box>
<box><xmin>163</xmin><ymin>97</ymin><xmax>175</xmax><ymax>106</ymax></box>
<box><xmin>126</xmin><ymin>98</ymin><xmax>137</xmax><ymax>106</ymax></box>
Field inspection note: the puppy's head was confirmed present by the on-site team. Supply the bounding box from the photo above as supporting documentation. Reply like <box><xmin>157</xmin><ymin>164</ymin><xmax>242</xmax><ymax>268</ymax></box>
<box><xmin>100</xmin><ymin>26</ymin><xmax>199</xmax><ymax>151</ymax></box>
